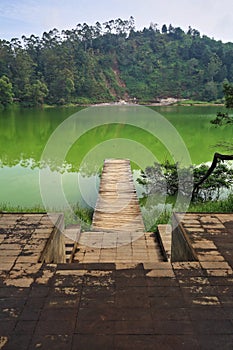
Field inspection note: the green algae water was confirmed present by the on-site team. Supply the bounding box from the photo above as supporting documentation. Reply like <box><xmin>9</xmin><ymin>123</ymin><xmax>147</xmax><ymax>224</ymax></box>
<box><xmin>0</xmin><ymin>104</ymin><xmax>232</xmax><ymax>208</ymax></box>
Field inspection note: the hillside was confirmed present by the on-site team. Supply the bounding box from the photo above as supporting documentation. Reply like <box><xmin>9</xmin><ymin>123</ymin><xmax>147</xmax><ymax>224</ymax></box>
<box><xmin>0</xmin><ymin>17</ymin><xmax>233</xmax><ymax>106</ymax></box>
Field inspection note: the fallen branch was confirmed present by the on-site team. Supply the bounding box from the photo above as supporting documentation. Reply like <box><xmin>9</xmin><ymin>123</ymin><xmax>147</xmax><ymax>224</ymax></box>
<box><xmin>192</xmin><ymin>152</ymin><xmax>233</xmax><ymax>198</ymax></box>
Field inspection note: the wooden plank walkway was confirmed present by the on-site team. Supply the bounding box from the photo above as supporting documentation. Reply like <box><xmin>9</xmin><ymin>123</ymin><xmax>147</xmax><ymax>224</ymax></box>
<box><xmin>74</xmin><ymin>158</ymin><xmax>163</xmax><ymax>264</ymax></box>
<box><xmin>92</xmin><ymin>159</ymin><xmax>145</xmax><ymax>232</ymax></box>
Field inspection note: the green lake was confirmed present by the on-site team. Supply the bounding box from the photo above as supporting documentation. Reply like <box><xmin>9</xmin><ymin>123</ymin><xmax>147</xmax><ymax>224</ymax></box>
<box><xmin>0</xmin><ymin>104</ymin><xmax>232</xmax><ymax>209</ymax></box>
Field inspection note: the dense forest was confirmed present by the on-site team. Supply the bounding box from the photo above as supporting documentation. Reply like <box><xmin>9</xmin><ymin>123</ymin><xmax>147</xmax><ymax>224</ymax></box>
<box><xmin>1</xmin><ymin>16</ymin><xmax>233</xmax><ymax>106</ymax></box>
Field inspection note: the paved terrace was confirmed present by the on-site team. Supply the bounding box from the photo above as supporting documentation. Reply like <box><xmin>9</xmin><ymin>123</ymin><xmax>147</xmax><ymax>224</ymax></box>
<box><xmin>0</xmin><ymin>212</ymin><xmax>233</xmax><ymax>349</ymax></box>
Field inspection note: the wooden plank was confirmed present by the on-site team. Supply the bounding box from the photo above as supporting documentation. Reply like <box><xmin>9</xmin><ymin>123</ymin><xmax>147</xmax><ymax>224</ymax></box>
<box><xmin>92</xmin><ymin>159</ymin><xmax>145</xmax><ymax>232</ymax></box>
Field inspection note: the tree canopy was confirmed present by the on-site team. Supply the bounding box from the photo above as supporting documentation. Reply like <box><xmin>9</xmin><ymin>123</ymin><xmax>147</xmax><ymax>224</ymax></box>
<box><xmin>211</xmin><ymin>82</ymin><xmax>233</xmax><ymax>125</ymax></box>
<box><xmin>0</xmin><ymin>75</ymin><xmax>13</xmax><ymax>106</ymax></box>
<box><xmin>223</xmin><ymin>83</ymin><xmax>233</xmax><ymax>109</ymax></box>
<box><xmin>1</xmin><ymin>17</ymin><xmax>233</xmax><ymax>106</ymax></box>
<box><xmin>193</xmin><ymin>82</ymin><xmax>233</xmax><ymax>199</ymax></box>
<box><xmin>139</xmin><ymin>161</ymin><xmax>233</xmax><ymax>203</ymax></box>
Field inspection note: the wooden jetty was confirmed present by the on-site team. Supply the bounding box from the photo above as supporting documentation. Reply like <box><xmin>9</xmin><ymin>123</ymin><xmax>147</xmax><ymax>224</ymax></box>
<box><xmin>92</xmin><ymin>159</ymin><xmax>145</xmax><ymax>232</ymax></box>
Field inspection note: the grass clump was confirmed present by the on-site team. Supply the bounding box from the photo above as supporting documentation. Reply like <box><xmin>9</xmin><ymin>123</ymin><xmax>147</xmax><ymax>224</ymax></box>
<box><xmin>142</xmin><ymin>194</ymin><xmax>233</xmax><ymax>232</ymax></box>
<box><xmin>189</xmin><ymin>194</ymin><xmax>233</xmax><ymax>213</ymax></box>
<box><xmin>0</xmin><ymin>202</ymin><xmax>94</xmax><ymax>231</ymax></box>
<box><xmin>0</xmin><ymin>203</ymin><xmax>45</xmax><ymax>213</ymax></box>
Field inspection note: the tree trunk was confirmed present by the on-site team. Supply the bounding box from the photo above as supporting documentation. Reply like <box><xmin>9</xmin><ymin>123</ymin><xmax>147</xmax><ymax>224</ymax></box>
<box><xmin>192</xmin><ymin>152</ymin><xmax>233</xmax><ymax>199</ymax></box>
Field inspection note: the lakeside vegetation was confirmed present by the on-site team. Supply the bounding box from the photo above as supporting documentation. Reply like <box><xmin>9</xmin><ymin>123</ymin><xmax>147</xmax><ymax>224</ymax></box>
<box><xmin>147</xmin><ymin>194</ymin><xmax>233</xmax><ymax>231</ymax></box>
<box><xmin>138</xmin><ymin>160</ymin><xmax>233</xmax><ymax>230</ymax></box>
<box><xmin>1</xmin><ymin>194</ymin><xmax>232</xmax><ymax>231</ymax></box>
<box><xmin>1</xmin><ymin>17</ymin><xmax>233</xmax><ymax>107</ymax></box>
<box><xmin>139</xmin><ymin>162</ymin><xmax>233</xmax><ymax>202</ymax></box>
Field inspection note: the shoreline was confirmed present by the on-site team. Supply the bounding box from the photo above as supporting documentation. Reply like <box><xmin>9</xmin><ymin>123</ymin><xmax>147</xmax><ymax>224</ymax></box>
<box><xmin>4</xmin><ymin>99</ymin><xmax>225</xmax><ymax>110</ymax></box>
<box><xmin>80</xmin><ymin>98</ymin><xmax>225</xmax><ymax>108</ymax></box>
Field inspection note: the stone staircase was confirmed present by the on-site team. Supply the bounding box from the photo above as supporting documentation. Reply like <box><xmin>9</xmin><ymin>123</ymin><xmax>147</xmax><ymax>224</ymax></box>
<box><xmin>63</xmin><ymin>225</ymin><xmax>81</xmax><ymax>263</ymax></box>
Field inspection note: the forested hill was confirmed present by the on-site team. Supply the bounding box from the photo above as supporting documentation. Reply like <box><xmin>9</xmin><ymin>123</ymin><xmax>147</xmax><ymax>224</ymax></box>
<box><xmin>1</xmin><ymin>17</ymin><xmax>233</xmax><ymax>106</ymax></box>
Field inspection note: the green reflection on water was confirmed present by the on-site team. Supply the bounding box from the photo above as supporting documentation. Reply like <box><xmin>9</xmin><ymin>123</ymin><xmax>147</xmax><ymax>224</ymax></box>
<box><xmin>0</xmin><ymin>105</ymin><xmax>232</xmax><ymax>208</ymax></box>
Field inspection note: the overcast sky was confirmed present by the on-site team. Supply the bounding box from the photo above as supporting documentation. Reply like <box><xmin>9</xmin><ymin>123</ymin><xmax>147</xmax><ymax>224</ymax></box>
<box><xmin>0</xmin><ymin>0</ymin><xmax>233</xmax><ymax>42</ymax></box>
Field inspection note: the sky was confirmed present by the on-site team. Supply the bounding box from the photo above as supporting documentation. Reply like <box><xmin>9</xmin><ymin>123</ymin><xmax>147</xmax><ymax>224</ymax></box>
<box><xmin>0</xmin><ymin>0</ymin><xmax>233</xmax><ymax>43</ymax></box>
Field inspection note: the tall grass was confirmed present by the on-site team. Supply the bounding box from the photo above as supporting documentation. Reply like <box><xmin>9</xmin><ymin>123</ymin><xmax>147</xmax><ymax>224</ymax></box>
<box><xmin>0</xmin><ymin>202</ymin><xmax>94</xmax><ymax>230</ymax></box>
<box><xmin>0</xmin><ymin>203</ymin><xmax>46</xmax><ymax>213</ymax></box>
<box><xmin>189</xmin><ymin>194</ymin><xmax>233</xmax><ymax>213</ymax></box>
<box><xmin>141</xmin><ymin>206</ymin><xmax>172</xmax><ymax>232</ymax></box>
<box><xmin>1</xmin><ymin>195</ymin><xmax>232</xmax><ymax>232</ymax></box>
<box><xmin>142</xmin><ymin>194</ymin><xmax>233</xmax><ymax>231</ymax></box>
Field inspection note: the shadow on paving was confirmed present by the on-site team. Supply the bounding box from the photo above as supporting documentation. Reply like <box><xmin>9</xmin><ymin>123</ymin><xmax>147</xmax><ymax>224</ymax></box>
<box><xmin>1</xmin><ymin>213</ymin><xmax>233</xmax><ymax>349</ymax></box>
<box><xmin>0</xmin><ymin>261</ymin><xmax>233</xmax><ymax>350</ymax></box>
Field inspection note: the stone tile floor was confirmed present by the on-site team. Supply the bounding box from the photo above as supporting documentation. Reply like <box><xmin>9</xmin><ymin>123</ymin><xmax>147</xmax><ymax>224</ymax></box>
<box><xmin>74</xmin><ymin>231</ymin><xmax>164</xmax><ymax>264</ymax></box>
<box><xmin>0</xmin><ymin>213</ymin><xmax>233</xmax><ymax>349</ymax></box>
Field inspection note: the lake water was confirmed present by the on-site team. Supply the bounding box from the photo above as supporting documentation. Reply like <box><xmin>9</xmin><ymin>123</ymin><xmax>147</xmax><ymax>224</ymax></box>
<box><xmin>0</xmin><ymin>104</ymin><xmax>232</xmax><ymax>210</ymax></box>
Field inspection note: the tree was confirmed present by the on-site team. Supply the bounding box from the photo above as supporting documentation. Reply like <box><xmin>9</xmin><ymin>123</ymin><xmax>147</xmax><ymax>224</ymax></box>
<box><xmin>211</xmin><ymin>111</ymin><xmax>233</xmax><ymax>125</ymax></box>
<box><xmin>211</xmin><ymin>83</ymin><xmax>233</xmax><ymax>124</ymax></box>
<box><xmin>49</xmin><ymin>69</ymin><xmax>75</xmax><ymax>104</ymax></box>
<box><xmin>195</xmin><ymin>84</ymin><xmax>233</xmax><ymax>199</ymax></box>
<box><xmin>0</xmin><ymin>75</ymin><xmax>13</xmax><ymax>106</ymax></box>
<box><xmin>24</xmin><ymin>80</ymin><xmax>48</xmax><ymax>106</ymax></box>
<box><xmin>139</xmin><ymin>161</ymin><xmax>233</xmax><ymax>203</ymax></box>
<box><xmin>192</xmin><ymin>153</ymin><xmax>233</xmax><ymax>199</ymax></box>
<box><xmin>204</xmin><ymin>81</ymin><xmax>218</xmax><ymax>101</ymax></box>
<box><xmin>139</xmin><ymin>162</ymin><xmax>193</xmax><ymax>198</ymax></box>
<box><xmin>0</xmin><ymin>40</ymin><xmax>13</xmax><ymax>78</ymax></box>
<box><xmin>162</xmin><ymin>24</ymin><xmax>167</xmax><ymax>34</ymax></box>
<box><xmin>223</xmin><ymin>82</ymin><xmax>233</xmax><ymax>108</ymax></box>
<box><xmin>187</xmin><ymin>26</ymin><xmax>200</xmax><ymax>37</ymax></box>
<box><xmin>9</xmin><ymin>43</ymin><xmax>35</xmax><ymax>100</ymax></box>
<box><xmin>207</xmin><ymin>54</ymin><xmax>222</xmax><ymax>81</ymax></box>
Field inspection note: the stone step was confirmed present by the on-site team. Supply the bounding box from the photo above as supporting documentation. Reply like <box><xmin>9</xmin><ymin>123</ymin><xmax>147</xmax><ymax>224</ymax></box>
<box><xmin>157</xmin><ymin>224</ymin><xmax>172</xmax><ymax>262</ymax></box>
<box><xmin>74</xmin><ymin>231</ymin><xmax>164</xmax><ymax>263</ymax></box>
<box><xmin>64</xmin><ymin>225</ymin><xmax>81</xmax><ymax>263</ymax></box>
